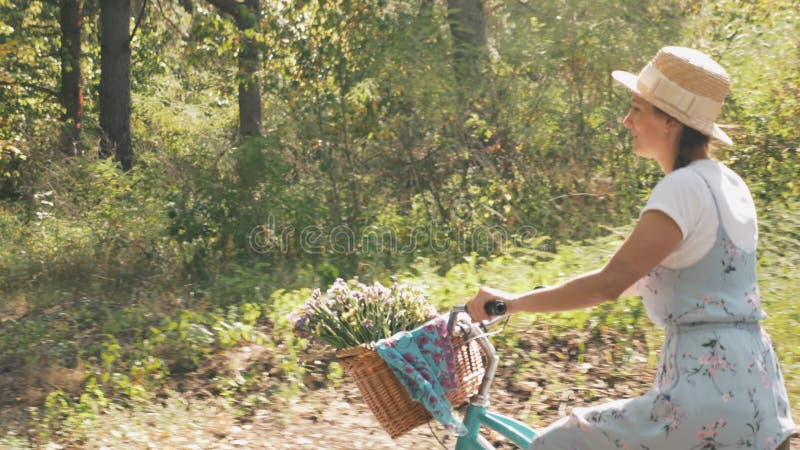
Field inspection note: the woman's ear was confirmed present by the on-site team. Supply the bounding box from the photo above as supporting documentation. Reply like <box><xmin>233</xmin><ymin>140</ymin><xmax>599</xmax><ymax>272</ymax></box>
<box><xmin>664</xmin><ymin>115</ymin><xmax>684</xmax><ymax>133</ymax></box>
<box><xmin>667</xmin><ymin>116</ymin><xmax>683</xmax><ymax>128</ymax></box>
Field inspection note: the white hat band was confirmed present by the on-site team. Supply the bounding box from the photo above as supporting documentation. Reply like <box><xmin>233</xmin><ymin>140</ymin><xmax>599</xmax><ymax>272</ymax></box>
<box><xmin>636</xmin><ymin>63</ymin><xmax>722</xmax><ymax>122</ymax></box>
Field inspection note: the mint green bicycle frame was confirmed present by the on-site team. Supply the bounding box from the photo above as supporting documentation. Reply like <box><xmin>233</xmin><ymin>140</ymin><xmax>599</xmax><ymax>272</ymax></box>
<box><xmin>457</xmin><ymin>404</ymin><xmax>537</xmax><ymax>449</ymax></box>
<box><xmin>449</xmin><ymin>307</ymin><xmax>537</xmax><ymax>449</ymax></box>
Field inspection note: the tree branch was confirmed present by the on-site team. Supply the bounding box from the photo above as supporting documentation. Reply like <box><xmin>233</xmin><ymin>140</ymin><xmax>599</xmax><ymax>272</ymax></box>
<box><xmin>155</xmin><ymin>0</ymin><xmax>190</xmax><ymax>39</ymax></box>
<box><xmin>128</xmin><ymin>0</ymin><xmax>149</xmax><ymax>44</ymax></box>
<box><xmin>0</xmin><ymin>80</ymin><xmax>59</xmax><ymax>97</ymax></box>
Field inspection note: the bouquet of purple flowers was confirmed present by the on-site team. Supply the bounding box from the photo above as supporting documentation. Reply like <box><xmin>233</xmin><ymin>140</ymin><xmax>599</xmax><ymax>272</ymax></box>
<box><xmin>288</xmin><ymin>278</ymin><xmax>438</xmax><ymax>349</ymax></box>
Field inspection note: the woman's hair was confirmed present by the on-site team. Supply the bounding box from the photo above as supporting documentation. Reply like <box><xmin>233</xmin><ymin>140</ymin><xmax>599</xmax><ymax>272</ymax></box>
<box><xmin>654</xmin><ymin>106</ymin><xmax>711</xmax><ymax>171</ymax></box>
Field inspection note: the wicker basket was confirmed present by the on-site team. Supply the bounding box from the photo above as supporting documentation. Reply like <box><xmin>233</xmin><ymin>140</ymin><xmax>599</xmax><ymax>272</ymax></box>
<box><xmin>336</xmin><ymin>333</ymin><xmax>485</xmax><ymax>439</ymax></box>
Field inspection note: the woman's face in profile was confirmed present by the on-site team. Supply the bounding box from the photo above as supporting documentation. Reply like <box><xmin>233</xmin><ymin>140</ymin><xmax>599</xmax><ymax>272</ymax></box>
<box><xmin>622</xmin><ymin>96</ymin><xmax>671</xmax><ymax>159</ymax></box>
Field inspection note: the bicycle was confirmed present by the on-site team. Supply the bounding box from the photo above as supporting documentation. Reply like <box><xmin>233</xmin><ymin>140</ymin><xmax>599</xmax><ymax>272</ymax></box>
<box><xmin>446</xmin><ymin>300</ymin><xmax>537</xmax><ymax>450</ymax></box>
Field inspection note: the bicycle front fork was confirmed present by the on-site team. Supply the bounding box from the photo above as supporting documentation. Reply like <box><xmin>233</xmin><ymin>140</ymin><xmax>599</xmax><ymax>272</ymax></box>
<box><xmin>456</xmin><ymin>404</ymin><xmax>537</xmax><ymax>450</ymax></box>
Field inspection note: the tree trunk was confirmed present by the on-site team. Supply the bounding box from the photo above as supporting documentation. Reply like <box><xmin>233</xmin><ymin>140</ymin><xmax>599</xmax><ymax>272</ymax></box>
<box><xmin>99</xmin><ymin>0</ymin><xmax>132</xmax><ymax>171</ymax></box>
<box><xmin>446</xmin><ymin>0</ymin><xmax>488</xmax><ymax>88</ymax></box>
<box><xmin>235</xmin><ymin>0</ymin><xmax>261</xmax><ymax>137</ymax></box>
<box><xmin>207</xmin><ymin>0</ymin><xmax>262</xmax><ymax>138</ymax></box>
<box><xmin>59</xmin><ymin>0</ymin><xmax>82</xmax><ymax>155</ymax></box>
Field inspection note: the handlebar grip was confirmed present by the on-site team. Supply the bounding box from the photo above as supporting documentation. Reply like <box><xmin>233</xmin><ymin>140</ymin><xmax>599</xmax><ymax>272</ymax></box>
<box><xmin>484</xmin><ymin>300</ymin><xmax>507</xmax><ymax>316</ymax></box>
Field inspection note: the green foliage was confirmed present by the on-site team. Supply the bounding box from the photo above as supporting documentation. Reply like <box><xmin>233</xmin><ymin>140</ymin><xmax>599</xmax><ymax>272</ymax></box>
<box><xmin>1</xmin><ymin>0</ymin><xmax>799</xmax><ymax>445</ymax></box>
<box><xmin>755</xmin><ymin>200</ymin><xmax>800</xmax><ymax>404</ymax></box>
<box><xmin>35</xmin><ymin>387</ymin><xmax>106</xmax><ymax>443</ymax></box>
<box><xmin>679</xmin><ymin>0</ymin><xmax>800</xmax><ymax>202</ymax></box>
<box><xmin>0</xmin><ymin>0</ymin><xmax>62</xmax><ymax>135</ymax></box>
<box><xmin>0</xmin><ymin>0</ymin><xmax>60</xmax><ymax>200</ymax></box>
<box><xmin>0</xmin><ymin>139</ymin><xmax>27</xmax><ymax>199</ymax></box>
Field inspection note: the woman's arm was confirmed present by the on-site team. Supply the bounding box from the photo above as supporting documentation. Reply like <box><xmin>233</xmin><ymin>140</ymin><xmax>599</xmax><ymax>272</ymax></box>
<box><xmin>466</xmin><ymin>210</ymin><xmax>683</xmax><ymax>322</ymax></box>
<box><xmin>620</xmin><ymin>282</ymin><xmax>639</xmax><ymax>297</ymax></box>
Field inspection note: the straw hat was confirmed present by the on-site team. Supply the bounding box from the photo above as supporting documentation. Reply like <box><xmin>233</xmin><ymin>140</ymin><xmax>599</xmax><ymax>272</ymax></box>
<box><xmin>612</xmin><ymin>46</ymin><xmax>732</xmax><ymax>146</ymax></box>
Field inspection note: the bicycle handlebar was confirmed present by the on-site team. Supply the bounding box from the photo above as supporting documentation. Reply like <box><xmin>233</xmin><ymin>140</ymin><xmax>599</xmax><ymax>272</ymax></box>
<box><xmin>485</xmin><ymin>299</ymin><xmax>507</xmax><ymax>316</ymax></box>
<box><xmin>446</xmin><ymin>287</ymin><xmax>544</xmax><ymax>407</ymax></box>
<box><xmin>446</xmin><ymin>304</ymin><xmax>505</xmax><ymax>407</ymax></box>
<box><xmin>446</xmin><ymin>301</ymin><xmax>507</xmax><ymax>337</ymax></box>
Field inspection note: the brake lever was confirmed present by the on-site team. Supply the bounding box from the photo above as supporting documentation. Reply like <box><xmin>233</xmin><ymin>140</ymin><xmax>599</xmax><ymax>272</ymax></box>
<box><xmin>447</xmin><ymin>305</ymin><xmax>468</xmax><ymax>337</ymax></box>
<box><xmin>448</xmin><ymin>303</ymin><xmax>507</xmax><ymax>338</ymax></box>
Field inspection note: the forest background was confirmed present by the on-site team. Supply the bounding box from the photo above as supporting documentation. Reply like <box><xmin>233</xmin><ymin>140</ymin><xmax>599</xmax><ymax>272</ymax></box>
<box><xmin>0</xmin><ymin>0</ymin><xmax>798</xmax><ymax>447</ymax></box>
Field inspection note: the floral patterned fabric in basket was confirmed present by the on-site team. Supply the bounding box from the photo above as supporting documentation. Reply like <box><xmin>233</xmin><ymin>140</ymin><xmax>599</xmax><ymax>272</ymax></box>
<box><xmin>374</xmin><ymin>316</ymin><xmax>467</xmax><ymax>435</ymax></box>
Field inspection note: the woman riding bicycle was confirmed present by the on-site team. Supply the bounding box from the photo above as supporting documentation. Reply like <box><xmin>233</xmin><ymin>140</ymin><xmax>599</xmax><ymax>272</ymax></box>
<box><xmin>466</xmin><ymin>47</ymin><xmax>796</xmax><ymax>450</ymax></box>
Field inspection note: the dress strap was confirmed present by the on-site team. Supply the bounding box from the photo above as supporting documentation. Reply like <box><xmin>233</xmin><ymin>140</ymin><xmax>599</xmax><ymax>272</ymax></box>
<box><xmin>686</xmin><ymin>167</ymin><xmax>723</xmax><ymax>224</ymax></box>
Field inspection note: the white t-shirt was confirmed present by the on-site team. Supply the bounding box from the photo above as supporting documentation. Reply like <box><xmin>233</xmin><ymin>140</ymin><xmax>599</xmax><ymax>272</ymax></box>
<box><xmin>640</xmin><ymin>159</ymin><xmax>758</xmax><ymax>269</ymax></box>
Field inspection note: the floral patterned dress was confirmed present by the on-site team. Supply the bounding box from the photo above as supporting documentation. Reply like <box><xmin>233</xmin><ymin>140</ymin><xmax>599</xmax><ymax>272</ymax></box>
<box><xmin>530</xmin><ymin>171</ymin><xmax>796</xmax><ymax>450</ymax></box>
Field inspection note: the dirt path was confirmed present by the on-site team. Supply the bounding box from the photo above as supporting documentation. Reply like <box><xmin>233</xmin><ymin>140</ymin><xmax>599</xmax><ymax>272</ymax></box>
<box><xmin>4</xmin><ymin>325</ymin><xmax>797</xmax><ymax>449</ymax></box>
<box><xmin>160</xmin><ymin>383</ymin><xmax>799</xmax><ymax>450</ymax></box>
<box><xmin>247</xmin><ymin>385</ymin><xmax>459</xmax><ymax>449</ymax></box>
<box><xmin>185</xmin><ymin>324</ymin><xmax>799</xmax><ymax>450</ymax></box>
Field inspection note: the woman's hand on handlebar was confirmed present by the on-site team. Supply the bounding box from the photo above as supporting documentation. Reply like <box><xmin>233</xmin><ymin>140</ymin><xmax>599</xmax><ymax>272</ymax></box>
<box><xmin>466</xmin><ymin>286</ymin><xmax>515</xmax><ymax>322</ymax></box>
